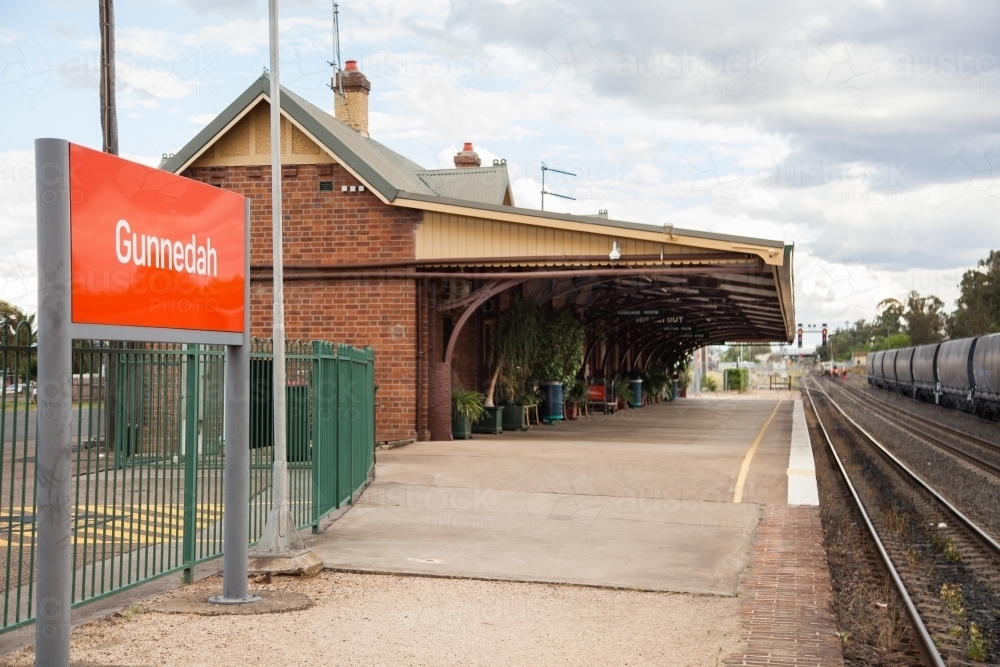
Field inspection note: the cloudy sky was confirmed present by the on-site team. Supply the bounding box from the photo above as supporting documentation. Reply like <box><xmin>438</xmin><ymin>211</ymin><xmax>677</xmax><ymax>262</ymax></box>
<box><xmin>3</xmin><ymin>0</ymin><xmax>1000</xmax><ymax>349</ymax></box>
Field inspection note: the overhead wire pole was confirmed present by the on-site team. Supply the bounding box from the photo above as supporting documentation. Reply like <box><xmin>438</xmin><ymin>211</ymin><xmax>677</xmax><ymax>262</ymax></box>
<box><xmin>99</xmin><ymin>0</ymin><xmax>122</xmax><ymax>543</ymax></box>
<box><xmin>99</xmin><ymin>0</ymin><xmax>117</xmax><ymax>155</ymax></box>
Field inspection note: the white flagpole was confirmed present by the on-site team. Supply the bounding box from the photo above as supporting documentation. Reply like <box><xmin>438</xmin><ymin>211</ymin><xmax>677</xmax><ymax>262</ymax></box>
<box><xmin>268</xmin><ymin>0</ymin><xmax>291</xmax><ymax>549</ymax></box>
<box><xmin>249</xmin><ymin>0</ymin><xmax>321</xmax><ymax>577</ymax></box>
<box><xmin>253</xmin><ymin>0</ymin><xmax>302</xmax><ymax>557</ymax></box>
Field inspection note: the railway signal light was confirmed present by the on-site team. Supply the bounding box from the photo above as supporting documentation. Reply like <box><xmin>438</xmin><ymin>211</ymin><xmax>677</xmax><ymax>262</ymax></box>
<box><xmin>797</xmin><ymin>326</ymin><xmax>803</xmax><ymax>348</ymax></box>
<box><xmin>822</xmin><ymin>324</ymin><xmax>828</xmax><ymax>346</ymax></box>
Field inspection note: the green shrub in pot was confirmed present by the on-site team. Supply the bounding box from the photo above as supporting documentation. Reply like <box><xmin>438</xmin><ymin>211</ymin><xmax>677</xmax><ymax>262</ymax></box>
<box><xmin>487</xmin><ymin>295</ymin><xmax>540</xmax><ymax>409</ymax></box>
<box><xmin>534</xmin><ymin>310</ymin><xmax>585</xmax><ymax>386</ymax></box>
<box><xmin>452</xmin><ymin>388</ymin><xmax>485</xmax><ymax>439</ymax></box>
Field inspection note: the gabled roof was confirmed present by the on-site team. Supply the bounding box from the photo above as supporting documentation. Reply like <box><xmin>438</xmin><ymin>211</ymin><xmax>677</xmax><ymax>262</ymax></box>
<box><xmin>415</xmin><ymin>166</ymin><xmax>513</xmax><ymax>206</ymax></box>
<box><xmin>160</xmin><ymin>74</ymin><xmax>509</xmax><ymax>205</ymax></box>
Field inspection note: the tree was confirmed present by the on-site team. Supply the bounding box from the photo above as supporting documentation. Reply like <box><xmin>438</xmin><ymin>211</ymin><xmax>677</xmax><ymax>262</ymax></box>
<box><xmin>903</xmin><ymin>291</ymin><xmax>945</xmax><ymax>345</ymax></box>
<box><xmin>0</xmin><ymin>300</ymin><xmax>32</xmax><ymax>343</ymax></box>
<box><xmin>949</xmin><ymin>250</ymin><xmax>1000</xmax><ymax>338</ymax></box>
<box><xmin>827</xmin><ymin>319</ymin><xmax>878</xmax><ymax>361</ymax></box>
<box><xmin>0</xmin><ymin>300</ymin><xmax>35</xmax><ymax>383</ymax></box>
<box><xmin>874</xmin><ymin>298</ymin><xmax>904</xmax><ymax>338</ymax></box>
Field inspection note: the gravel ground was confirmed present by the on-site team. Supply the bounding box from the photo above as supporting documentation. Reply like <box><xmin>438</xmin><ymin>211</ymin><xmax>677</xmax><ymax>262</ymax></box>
<box><xmin>1</xmin><ymin>572</ymin><xmax>743</xmax><ymax>667</ymax></box>
<box><xmin>850</xmin><ymin>377</ymin><xmax>1000</xmax><ymax>445</ymax></box>
<box><xmin>824</xmin><ymin>380</ymin><xmax>1000</xmax><ymax>539</ymax></box>
<box><xmin>808</xmin><ymin>384</ymin><xmax>1000</xmax><ymax>663</ymax></box>
<box><xmin>805</xmin><ymin>395</ymin><xmax>916</xmax><ymax>666</ymax></box>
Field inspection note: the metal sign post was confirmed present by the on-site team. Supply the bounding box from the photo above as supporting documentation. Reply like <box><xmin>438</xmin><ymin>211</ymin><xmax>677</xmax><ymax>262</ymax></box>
<box><xmin>209</xmin><ymin>198</ymin><xmax>260</xmax><ymax>606</ymax></box>
<box><xmin>34</xmin><ymin>139</ymin><xmax>253</xmax><ymax>665</ymax></box>
<box><xmin>35</xmin><ymin>138</ymin><xmax>74</xmax><ymax>667</ymax></box>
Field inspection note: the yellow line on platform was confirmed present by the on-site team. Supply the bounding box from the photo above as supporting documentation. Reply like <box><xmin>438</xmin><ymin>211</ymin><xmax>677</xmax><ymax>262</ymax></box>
<box><xmin>732</xmin><ymin>400</ymin><xmax>783</xmax><ymax>503</ymax></box>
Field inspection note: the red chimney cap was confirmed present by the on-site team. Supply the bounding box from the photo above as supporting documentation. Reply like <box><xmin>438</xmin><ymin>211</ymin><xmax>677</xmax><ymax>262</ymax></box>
<box><xmin>463</xmin><ymin>142</ymin><xmax>473</xmax><ymax>151</ymax></box>
<box><xmin>345</xmin><ymin>60</ymin><xmax>358</xmax><ymax>71</ymax></box>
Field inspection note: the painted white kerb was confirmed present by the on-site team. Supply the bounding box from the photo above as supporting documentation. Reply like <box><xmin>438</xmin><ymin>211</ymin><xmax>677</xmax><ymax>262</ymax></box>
<box><xmin>787</xmin><ymin>399</ymin><xmax>819</xmax><ymax>505</ymax></box>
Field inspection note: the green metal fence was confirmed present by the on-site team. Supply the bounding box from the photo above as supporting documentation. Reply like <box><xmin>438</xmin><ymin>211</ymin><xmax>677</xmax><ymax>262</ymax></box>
<box><xmin>0</xmin><ymin>325</ymin><xmax>375</xmax><ymax>633</ymax></box>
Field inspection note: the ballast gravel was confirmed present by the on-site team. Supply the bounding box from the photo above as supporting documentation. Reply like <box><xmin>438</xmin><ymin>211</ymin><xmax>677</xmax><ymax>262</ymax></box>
<box><xmin>853</xmin><ymin>379</ymin><xmax>1000</xmax><ymax>445</ymax></box>
<box><xmin>1</xmin><ymin>572</ymin><xmax>743</xmax><ymax>667</ymax></box>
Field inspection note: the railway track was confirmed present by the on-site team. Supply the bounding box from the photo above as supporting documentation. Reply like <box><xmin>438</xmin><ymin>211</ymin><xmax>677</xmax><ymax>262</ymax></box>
<box><xmin>824</xmin><ymin>378</ymin><xmax>1000</xmax><ymax>480</ymax></box>
<box><xmin>837</xmin><ymin>379</ymin><xmax>1000</xmax><ymax>455</ymax></box>
<box><xmin>805</xmin><ymin>378</ymin><xmax>1000</xmax><ymax>666</ymax></box>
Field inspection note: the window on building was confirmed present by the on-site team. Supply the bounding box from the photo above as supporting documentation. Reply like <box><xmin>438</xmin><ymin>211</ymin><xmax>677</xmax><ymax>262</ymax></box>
<box><xmin>319</xmin><ymin>181</ymin><xmax>334</xmax><ymax>191</ymax></box>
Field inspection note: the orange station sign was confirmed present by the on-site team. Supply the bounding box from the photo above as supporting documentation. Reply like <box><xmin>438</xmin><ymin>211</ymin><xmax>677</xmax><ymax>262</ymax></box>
<box><xmin>68</xmin><ymin>143</ymin><xmax>246</xmax><ymax>334</ymax></box>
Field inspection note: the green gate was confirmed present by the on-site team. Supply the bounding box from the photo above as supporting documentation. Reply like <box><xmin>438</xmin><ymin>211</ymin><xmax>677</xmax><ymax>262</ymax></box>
<box><xmin>311</xmin><ymin>342</ymin><xmax>376</xmax><ymax>524</ymax></box>
<box><xmin>0</xmin><ymin>332</ymin><xmax>376</xmax><ymax>634</ymax></box>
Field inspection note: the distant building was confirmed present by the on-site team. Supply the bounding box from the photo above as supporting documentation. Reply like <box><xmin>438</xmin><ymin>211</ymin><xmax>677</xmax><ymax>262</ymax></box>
<box><xmin>852</xmin><ymin>351</ymin><xmax>868</xmax><ymax>367</ymax></box>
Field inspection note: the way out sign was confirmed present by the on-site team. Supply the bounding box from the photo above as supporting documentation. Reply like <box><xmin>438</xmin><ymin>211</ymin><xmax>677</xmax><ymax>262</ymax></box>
<box><xmin>34</xmin><ymin>139</ymin><xmax>252</xmax><ymax>666</ymax></box>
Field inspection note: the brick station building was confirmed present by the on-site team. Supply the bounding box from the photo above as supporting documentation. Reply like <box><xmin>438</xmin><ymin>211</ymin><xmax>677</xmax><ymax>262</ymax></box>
<box><xmin>162</xmin><ymin>62</ymin><xmax>795</xmax><ymax>443</ymax></box>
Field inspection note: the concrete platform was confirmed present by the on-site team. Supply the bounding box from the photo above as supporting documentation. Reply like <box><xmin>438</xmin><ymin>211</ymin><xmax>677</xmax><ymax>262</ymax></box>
<box><xmin>311</xmin><ymin>399</ymin><xmax>795</xmax><ymax>595</ymax></box>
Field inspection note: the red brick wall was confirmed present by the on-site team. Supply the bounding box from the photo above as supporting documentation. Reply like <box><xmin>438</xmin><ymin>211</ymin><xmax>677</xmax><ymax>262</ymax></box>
<box><xmin>183</xmin><ymin>163</ymin><xmax>422</xmax><ymax>442</ymax></box>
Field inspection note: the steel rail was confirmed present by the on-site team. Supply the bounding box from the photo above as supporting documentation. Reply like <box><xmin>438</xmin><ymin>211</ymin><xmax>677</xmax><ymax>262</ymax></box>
<box><xmin>803</xmin><ymin>381</ymin><xmax>946</xmax><ymax>667</ymax></box>
<box><xmin>843</xmin><ymin>380</ymin><xmax>1000</xmax><ymax>454</ymax></box>
<box><xmin>810</xmin><ymin>379</ymin><xmax>1000</xmax><ymax>554</ymax></box>
<box><xmin>824</xmin><ymin>379</ymin><xmax>1000</xmax><ymax>479</ymax></box>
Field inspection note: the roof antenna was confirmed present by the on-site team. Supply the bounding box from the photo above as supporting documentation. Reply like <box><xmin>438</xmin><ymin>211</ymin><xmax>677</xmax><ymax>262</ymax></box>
<box><xmin>541</xmin><ymin>161</ymin><xmax>576</xmax><ymax>211</ymax></box>
<box><xmin>327</xmin><ymin>1</ymin><xmax>345</xmax><ymax>101</ymax></box>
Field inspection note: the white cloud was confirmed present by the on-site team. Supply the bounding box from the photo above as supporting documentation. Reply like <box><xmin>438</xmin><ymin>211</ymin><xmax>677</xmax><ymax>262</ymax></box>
<box><xmin>0</xmin><ymin>250</ymin><xmax>36</xmax><ymax>314</ymax></box>
<box><xmin>7</xmin><ymin>0</ymin><xmax>1000</xmax><ymax>330</ymax></box>
<box><xmin>0</xmin><ymin>150</ymin><xmax>37</xmax><ymax>312</ymax></box>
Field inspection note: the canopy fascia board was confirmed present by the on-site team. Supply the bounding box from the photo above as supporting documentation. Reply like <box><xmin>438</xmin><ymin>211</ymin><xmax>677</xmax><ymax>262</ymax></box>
<box><xmin>397</xmin><ymin>193</ymin><xmax>785</xmax><ymax>267</ymax></box>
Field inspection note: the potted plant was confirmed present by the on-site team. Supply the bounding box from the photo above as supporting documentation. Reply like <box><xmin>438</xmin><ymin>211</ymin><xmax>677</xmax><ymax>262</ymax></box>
<box><xmin>611</xmin><ymin>377</ymin><xmax>634</xmax><ymax>410</ymax></box>
<box><xmin>486</xmin><ymin>296</ymin><xmax>539</xmax><ymax>433</ymax></box>
<box><xmin>677</xmin><ymin>363</ymin><xmax>692</xmax><ymax>398</ymax></box>
<box><xmin>643</xmin><ymin>370</ymin><xmax>670</xmax><ymax>403</ymax></box>
<box><xmin>472</xmin><ymin>403</ymin><xmax>504</xmax><ymax>434</ymax></box>
<box><xmin>452</xmin><ymin>388</ymin><xmax>485</xmax><ymax>440</ymax></box>
<box><xmin>564</xmin><ymin>378</ymin><xmax>587</xmax><ymax>420</ymax></box>
<box><xmin>534</xmin><ymin>309</ymin><xmax>585</xmax><ymax>424</ymax></box>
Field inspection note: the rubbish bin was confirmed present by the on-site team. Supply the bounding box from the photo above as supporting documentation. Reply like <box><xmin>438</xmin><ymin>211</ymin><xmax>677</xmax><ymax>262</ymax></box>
<box><xmin>629</xmin><ymin>379</ymin><xmax>643</xmax><ymax>407</ymax></box>
<box><xmin>539</xmin><ymin>382</ymin><xmax>564</xmax><ymax>424</ymax></box>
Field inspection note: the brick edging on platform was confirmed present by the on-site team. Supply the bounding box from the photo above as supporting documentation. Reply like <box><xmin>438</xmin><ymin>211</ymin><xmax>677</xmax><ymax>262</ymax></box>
<box><xmin>725</xmin><ymin>505</ymin><xmax>845</xmax><ymax>666</ymax></box>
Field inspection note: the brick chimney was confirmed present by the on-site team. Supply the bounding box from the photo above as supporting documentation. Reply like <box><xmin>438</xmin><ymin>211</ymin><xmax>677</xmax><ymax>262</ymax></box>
<box><xmin>453</xmin><ymin>142</ymin><xmax>481</xmax><ymax>168</ymax></box>
<box><xmin>333</xmin><ymin>60</ymin><xmax>371</xmax><ymax>138</ymax></box>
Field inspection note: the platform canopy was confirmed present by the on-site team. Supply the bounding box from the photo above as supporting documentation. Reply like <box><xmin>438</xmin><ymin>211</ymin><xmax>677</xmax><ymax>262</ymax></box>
<box><xmin>400</xmin><ymin>201</ymin><xmax>794</xmax><ymax>370</ymax></box>
<box><xmin>161</xmin><ymin>73</ymin><xmax>795</xmax><ymax>368</ymax></box>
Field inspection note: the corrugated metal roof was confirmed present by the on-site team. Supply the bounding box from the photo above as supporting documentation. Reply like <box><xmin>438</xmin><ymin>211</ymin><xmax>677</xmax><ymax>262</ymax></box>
<box><xmin>160</xmin><ymin>74</ymin><xmax>508</xmax><ymax>205</ymax></box>
<box><xmin>415</xmin><ymin>167</ymin><xmax>511</xmax><ymax>205</ymax></box>
<box><xmin>279</xmin><ymin>86</ymin><xmax>439</xmax><ymax>198</ymax></box>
